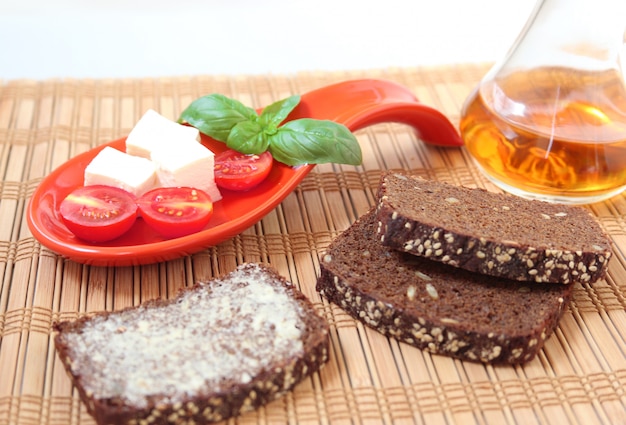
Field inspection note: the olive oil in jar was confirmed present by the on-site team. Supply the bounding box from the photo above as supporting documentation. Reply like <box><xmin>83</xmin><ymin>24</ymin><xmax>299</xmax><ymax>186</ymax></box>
<box><xmin>461</xmin><ymin>67</ymin><xmax>626</xmax><ymax>203</ymax></box>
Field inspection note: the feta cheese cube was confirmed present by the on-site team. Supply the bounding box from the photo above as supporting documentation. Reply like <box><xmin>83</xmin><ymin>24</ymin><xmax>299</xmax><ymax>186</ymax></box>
<box><xmin>84</xmin><ymin>147</ymin><xmax>158</xmax><ymax>197</ymax></box>
<box><xmin>150</xmin><ymin>139</ymin><xmax>222</xmax><ymax>202</ymax></box>
<box><xmin>125</xmin><ymin>109</ymin><xmax>200</xmax><ymax>159</ymax></box>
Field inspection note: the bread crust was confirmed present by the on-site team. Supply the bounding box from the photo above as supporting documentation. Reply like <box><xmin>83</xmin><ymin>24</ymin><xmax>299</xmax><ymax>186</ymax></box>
<box><xmin>317</xmin><ymin>208</ymin><xmax>573</xmax><ymax>364</ymax></box>
<box><xmin>376</xmin><ymin>172</ymin><xmax>612</xmax><ymax>285</ymax></box>
<box><xmin>54</xmin><ymin>263</ymin><xmax>329</xmax><ymax>425</ymax></box>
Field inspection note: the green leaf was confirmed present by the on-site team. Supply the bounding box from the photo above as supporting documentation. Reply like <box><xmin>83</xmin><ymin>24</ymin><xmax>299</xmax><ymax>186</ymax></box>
<box><xmin>258</xmin><ymin>95</ymin><xmax>301</xmax><ymax>129</ymax></box>
<box><xmin>267</xmin><ymin>119</ymin><xmax>362</xmax><ymax>166</ymax></box>
<box><xmin>178</xmin><ymin>94</ymin><xmax>257</xmax><ymax>142</ymax></box>
<box><xmin>226</xmin><ymin>120</ymin><xmax>269</xmax><ymax>153</ymax></box>
<box><xmin>179</xmin><ymin>92</ymin><xmax>362</xmax><ymax>167</ymax></box>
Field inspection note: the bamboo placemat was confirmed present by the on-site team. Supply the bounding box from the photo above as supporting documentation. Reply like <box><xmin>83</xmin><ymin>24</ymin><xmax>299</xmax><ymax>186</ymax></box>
<box><xmin>1</xmin><ymin>64</ymin><xmax>625</xmax><ymax>425</ymax></box>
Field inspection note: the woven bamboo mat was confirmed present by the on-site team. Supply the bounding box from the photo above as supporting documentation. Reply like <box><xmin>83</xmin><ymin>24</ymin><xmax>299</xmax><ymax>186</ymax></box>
<box><xmin>1</xmin><ymin>64</ymin><xmax>625</xmax><ymax>425</ymax></box>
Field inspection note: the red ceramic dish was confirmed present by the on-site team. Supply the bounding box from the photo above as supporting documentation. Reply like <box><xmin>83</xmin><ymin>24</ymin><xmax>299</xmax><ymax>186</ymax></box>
<box><xmin>27</xmin><ymin>79</ymin><xmax>462</xmax><ymax>266</ymax></box>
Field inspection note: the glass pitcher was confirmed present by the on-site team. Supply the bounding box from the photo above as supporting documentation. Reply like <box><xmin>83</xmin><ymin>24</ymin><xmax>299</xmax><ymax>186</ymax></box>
<box><xmin>460</xmin><ymin>0</ymin><xmax>626</xmax><ymax>204</ymax></box>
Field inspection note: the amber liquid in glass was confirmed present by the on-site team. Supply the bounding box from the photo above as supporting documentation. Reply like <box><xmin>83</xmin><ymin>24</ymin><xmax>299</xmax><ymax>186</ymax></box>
<box><xmin>460</xmin><ymin>67</ymin><xmax>626</xmax><ymax>203</ymax></box>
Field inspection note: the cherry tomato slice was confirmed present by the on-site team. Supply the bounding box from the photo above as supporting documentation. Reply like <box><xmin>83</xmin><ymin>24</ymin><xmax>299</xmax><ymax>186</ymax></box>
<box><xmin>137</xmin><ymin>187</ymin><xmax>214</xmax><ymax>238</ymax></box>
<box><xmin>59</xmin><ymin>185</ymin><xmax>138</xmax><ymax>243</ymax></box>
<box><xmin>214</xmin><ymin>149</ymin><xmax>273</xmax><ymax>191</ymax></box>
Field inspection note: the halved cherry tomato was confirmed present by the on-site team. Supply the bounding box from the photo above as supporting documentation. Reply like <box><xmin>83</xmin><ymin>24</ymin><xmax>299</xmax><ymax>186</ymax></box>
<box><xmin>137</xmin><ymin>187</ymin><xmax>214</xmax><ymax>238</ymax></box>
<box><xmin>214</xmin><ymin>149</ymin><xmax>273</xmax><ymax>191</ymax></box>
<box><xmin>59</xmin><ymin>185</ymin><xmax>138</xmax><ymax>242</ymax></box>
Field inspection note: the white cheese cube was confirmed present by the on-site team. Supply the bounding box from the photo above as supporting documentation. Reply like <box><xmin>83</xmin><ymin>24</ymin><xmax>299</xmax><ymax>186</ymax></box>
<box><xmin>150</xmin><ymin>139</ymin><xmax>222</xmax><ymax>202</ymax></box>
<box><xmin>84</xmin><ymin>147</ymin><xmax>158</xmax><ymax>197</ymax></box>
<box><xmin>125</xmin><ymin>109</ymin><xmax>200</xmax><ymax>159</ymax></box>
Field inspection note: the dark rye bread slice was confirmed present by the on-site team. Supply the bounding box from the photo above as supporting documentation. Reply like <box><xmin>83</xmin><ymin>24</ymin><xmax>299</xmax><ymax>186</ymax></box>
<box><xmin>376</xmin><ymin>171</ymin><xmax>612</xmax><ymax>285</ymax></box>
<box><xmin>54</xmin><ymin>263</ymin><xmax>329</xmax><ymax>425</ymax></box>
<box><xmin>317</xmin><ymin>207</ymin><xmax>574</xmax><ymax>364</ymax></box>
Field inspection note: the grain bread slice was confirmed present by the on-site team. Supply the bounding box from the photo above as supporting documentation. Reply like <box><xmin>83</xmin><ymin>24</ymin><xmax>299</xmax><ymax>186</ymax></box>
<box><xmin>317</xmin><ymin>207</ymin><xmax>574</xmax><ymax>364</ymax></box>
<box><xmin>376</xmin><ymin>171</ymin><xmax>612</xmax><ymax>284</ymax></box>
<box><xmin>54</xmin><ymin>263</ymin><xmax>329</xmax><ymax>425</ymax></box>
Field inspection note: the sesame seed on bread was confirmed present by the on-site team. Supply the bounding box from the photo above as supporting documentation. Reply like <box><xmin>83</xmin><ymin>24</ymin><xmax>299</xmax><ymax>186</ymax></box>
<box><xmin>54</xmin><ymin>263</ymin><xmax>329</xmax><ymax>425</ymax></box>
<box><xmin>375</xmin><ymin>171</ymin><xmax>612</xmax><ymax>285</ymax></box>
<box><xmin>317</xmin><ymin>207</ymin><xmax>573</xmax><ymax>364</ymax></box>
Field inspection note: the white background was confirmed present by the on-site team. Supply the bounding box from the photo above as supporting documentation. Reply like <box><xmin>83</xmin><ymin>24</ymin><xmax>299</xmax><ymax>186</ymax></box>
<box><xmin>0</xmin><ymin>0</ymin><xmax>537</xmax><ymax>80</ymax></box>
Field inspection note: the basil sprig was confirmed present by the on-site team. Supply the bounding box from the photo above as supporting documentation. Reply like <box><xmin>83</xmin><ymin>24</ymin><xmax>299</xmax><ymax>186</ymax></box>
<box><xmin>178</xmin><ymin>94</ymin><xmax>362</xmax><ymax>166</ymax></box>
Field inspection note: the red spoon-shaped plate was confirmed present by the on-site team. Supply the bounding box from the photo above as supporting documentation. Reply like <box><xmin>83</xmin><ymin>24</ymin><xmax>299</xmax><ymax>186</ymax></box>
<box><xmin>27</xmin><ymin>79</ymin><xmax>462</xmax><ymax>266</ymax></box>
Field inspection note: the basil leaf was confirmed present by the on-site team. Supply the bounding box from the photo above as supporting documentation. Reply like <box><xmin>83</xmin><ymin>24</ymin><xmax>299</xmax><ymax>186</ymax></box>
<box><xmin>179</xmin><ymin>92</ymin><xmax>362</xmax><ymax>168</ymax></box>
<box><xmin>268</xmin><ymin>119</ymin><xmax>362</xmax><ymax>166</ymax></box>
<box><xmin>178</xmin><ymin>94</ymin><xmax>257</xmax><ymax>142</ymax></box>
<box><xmin>258</xmin><ymin>95</ymin><xmax>301</xmax><ymax>129</ymax></box>
<box><xmin>226</xmin><ymin>120</ymin><xmax>269</xmax><ymax>153</ymax></box>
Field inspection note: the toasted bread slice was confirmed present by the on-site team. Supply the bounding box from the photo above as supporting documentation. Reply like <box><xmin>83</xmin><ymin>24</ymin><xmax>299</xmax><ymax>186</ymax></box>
<box><xmin>54</xmin><ymin>263</ymin><xmax>329</xmax><ymax>425</ymax></box>
<box><xmin>376</xmin><ymin>171</ymin><xmax>611</xmax><ymax>284</ymax></box>
<box><xmin>317</xmin><ymin>207</ymin><xmax>573</xmax><ymax>364</ymax></box>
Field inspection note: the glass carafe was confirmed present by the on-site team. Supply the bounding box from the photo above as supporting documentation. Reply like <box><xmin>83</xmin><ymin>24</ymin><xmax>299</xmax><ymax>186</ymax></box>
<box><xmin>460</xmin><ymin>0</ymin><xmax>626</xmax><ymax>204</ymax></box>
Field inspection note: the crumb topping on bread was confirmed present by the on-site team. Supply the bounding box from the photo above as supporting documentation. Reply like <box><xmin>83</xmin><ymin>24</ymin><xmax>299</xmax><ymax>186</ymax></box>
<box><xmin>61</xmin><ymin>264</ymin><xmax>306</xmax><ymax>409</ymax></box>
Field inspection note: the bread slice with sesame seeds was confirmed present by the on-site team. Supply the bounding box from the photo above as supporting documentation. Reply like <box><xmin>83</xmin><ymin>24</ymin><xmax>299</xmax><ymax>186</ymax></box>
<box><xmin>54</xmin><ymin>263</ymin><xmax>329</xmax><ymax>425</ymax></box>
<box><xmin>375</xmin><ymin>171</ymin><xmax>612</xmax><ymax>285</ymax></box>
<box><xmin>317</xmin><ymin>207</ymin><xmax>573</xmax><ymax>364</ymax></box>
